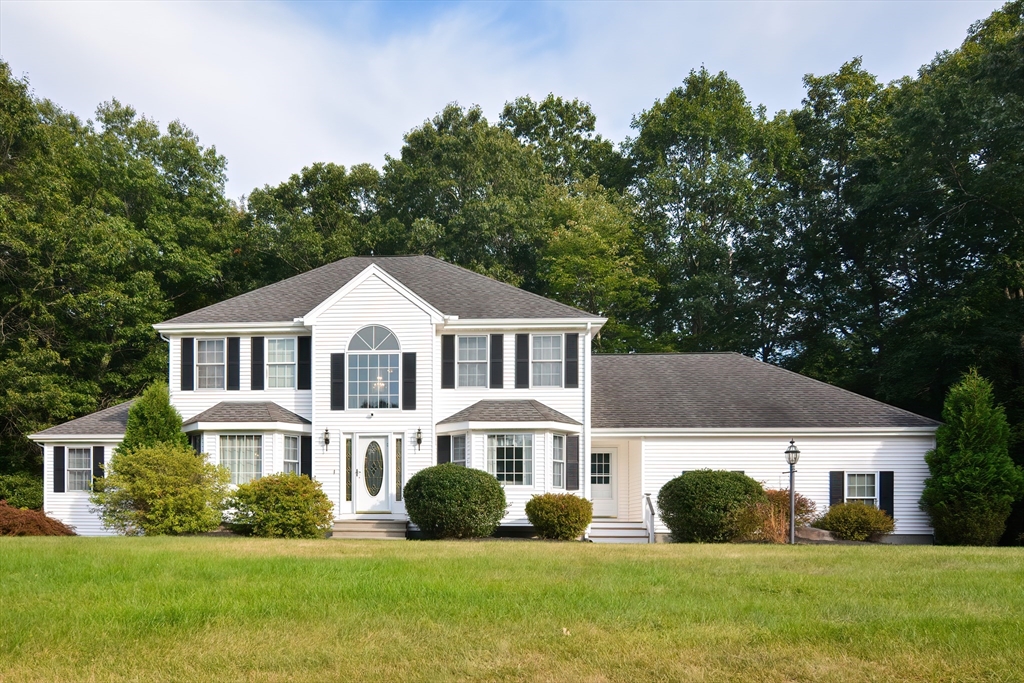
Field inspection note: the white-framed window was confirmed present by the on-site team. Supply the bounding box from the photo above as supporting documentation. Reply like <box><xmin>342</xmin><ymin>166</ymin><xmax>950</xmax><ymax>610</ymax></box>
<box><xmin>220</xmin><ymin>435</ymin><xmax>262</xmax><ymax>485</ymax></box>
<box><xmin>487</xmin><ymin>434</ymin><xmax>533</xmax><ymax>486</ymax></box>
<box><xmin>267</xmin><ymin>338</ymin><xmax>297</xmax><ymax>388</ymax></box>
<box><xmin>452</xmin><ymin>434</ymin><xmax>467</xmax><ymax>466</ymax></box>
<box><xmin>348</xmin><ymin>325</ymin><xmax>400</xmax><ymax>410</ymax></box>
<box><xmin>196</xmin><ymin>338</ymin><xmax>226</xmax><ymax>389</ymax></box>
<box><xmin>552</xmin><ymin>434</ymin><xmax>565</xmax><ymax>489</ymax></box>
<box><xmin>283</xmin><ymin>435</ymin><xmax>299</xmax><ymax>475</ymax></box>
<box><xmin>532</xmin><ymin>335</ymin><xmax>562</xmax><ymax>387</ymax></box>
<box><xmin>846</xmin><ymin>472</ymin><xmax>877</xmax><ymax>506</ymax></box>
<box><xmin>67</xmin><ymin>447</ymin><xmax>92</xmax><ymax>491</ymax></box>
<box><xmin>457</xmin><ymin>336</ymin><xmax>488</xmax><ymax>387</ymax></box>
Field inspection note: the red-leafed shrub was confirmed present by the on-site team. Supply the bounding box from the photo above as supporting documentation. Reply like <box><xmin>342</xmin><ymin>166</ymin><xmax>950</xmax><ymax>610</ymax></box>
<box><xmin>0</xmin><ymin>501</ymin><xmax>75</xmax><ymax>536</ymax></box>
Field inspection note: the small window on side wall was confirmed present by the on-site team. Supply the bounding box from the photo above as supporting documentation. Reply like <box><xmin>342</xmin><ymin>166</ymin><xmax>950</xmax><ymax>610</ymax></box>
<box><xmin>846</xmin><ymin>472</ymin><xmax>877</xmax><ymax>506</ymax></box>
<box><xmin>67</xmin><ymin>448</ymin><xmax>92</xmax><ymax>491</ymax></box>
<box><xmin>283</xmin><ymin>435</ymin><xmax>299</xmax><ymax>475</ymax></box>
<box><xmin>452</xmin><ymin>434</ymin><xmax>467</xmax><ymax>466</ymax></box>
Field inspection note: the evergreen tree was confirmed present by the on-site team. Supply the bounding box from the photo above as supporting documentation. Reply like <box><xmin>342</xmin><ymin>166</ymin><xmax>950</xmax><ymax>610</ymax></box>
<box><xmin>118</xmin><ymin>381</ymin><xmax>189</xmax><ymax>454</ymax></box>
<box><xmin>920</xmin><ymin>370</ymin><xmax>1024</xmax><ymax>545</ymax></box>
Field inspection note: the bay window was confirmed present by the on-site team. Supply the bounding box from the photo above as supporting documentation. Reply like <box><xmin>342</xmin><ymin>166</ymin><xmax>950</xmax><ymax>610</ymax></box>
<box><xmin>220</xmin><ymin>435</ymin><xmax>262</xmax><ymax>485</ymax></box>
<box><xmin>487</xmin><ymin>434</ymin><xmax>533</xmax><ymax>486</ymax></box>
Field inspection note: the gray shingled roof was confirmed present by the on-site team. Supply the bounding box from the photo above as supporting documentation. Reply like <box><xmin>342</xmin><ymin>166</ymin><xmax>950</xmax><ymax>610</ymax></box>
<box><xmin>162</xmin><ymin>255</ymin><xmax>600</xmax><ymax>325</ymax></box>
<box><xmin>183</xmin><ymin>402</ymin><xmax>310</xmax><ymax>425</ymax></box>
<box><xmin>438</xmin><ymin>400</ymin><xmax>581</xmax><ymax>426</ymax></box>
<box><xmin>592</xmin><ymin>353</ymin><xmax>939</xmax><ymax>430</ymax></box>
<box><xmin>32</xmin><ymin>400</ymin><xmax>135</xmax><ymax>437</ymax></box>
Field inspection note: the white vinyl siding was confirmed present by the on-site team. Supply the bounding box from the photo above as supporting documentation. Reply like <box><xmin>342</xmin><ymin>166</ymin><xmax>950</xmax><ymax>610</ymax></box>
<box><xmin>457</xmin><ymin>336</ymin><xmax>487</xmax><ymax>387</ymax></box>
<box><xmin>283</xmin><ymin>435</ymin><xmax>299</xmax><ymax>475</ymax></box>
<box><xmin>196</xmin><ymin>339</ymin><xmax>225</xmax><ymax>389</ymax></box>
<box><xmin>488</xmin><ymin>434</ymin><xmax>533</xmax><ymax>486</ymax></box>
<box><xmin>267</xmin><ymin>338</ymin><xmax>296</xmax><ymax>389</ymax></box>
<box><xmin>220</xmin><ymin>435</ymin><xmax>262</xmax><ymax>485</ymax></box>
<box><xmin>67</xmin><ymin>448</ymin><xmax>92</xmax><ymax>491</ymax></box>
<box><xmin>532</xmin><ymin>335</ymin><xmax>562</xmax><ymax>387</ymax></box>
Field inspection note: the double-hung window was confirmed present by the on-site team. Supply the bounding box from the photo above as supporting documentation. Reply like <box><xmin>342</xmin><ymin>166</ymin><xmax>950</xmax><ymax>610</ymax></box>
<box><xmin>196</xmin><ymin>339</ymin><xmax>225</xmax><ymax>389</ymax></box>
<box><xmin>220</xmin><ymin>435</ymin><xmax>262</xmax><ymax>485</ymax></box>
<box><xmin>846</xmin><ymin>473</ymin><xmax>877</xmax><ymax>506</ymax></box>
<box><xmin>452</xmin><ymin>434</ymin><xmax>467</xmax><ymax>466</ymax></box>
<box><xmin>457</xmin><ymin>336</ymin><xmax>488</xmax><ymax>387</ymax></box>
<box><xmin>487</xmin><ymin>434</ymin><xmax>533</xmax><ymax>486</ymax></box>
<box><xmin>283</xmin><ymin>435</ymin><xmax>299</xmax><ymax>475</ymax></box>
<box><xmin>552</xmin><ymin>435</ymin><xmax>565</xmax><ymax>489</ymax></box>
<box><xmin>67</xmin><ymin>448</ymin><xmax>92</xmax><ymax>491</ymax></box>
<box><xmin>532</xmin><ymin>335</ymin><xmax>562</xmax><ymax>387</ymax></box>
<box><xmin>267</xmin><ymin>338</ymin><xmax>296</xmax><ymax>388</ymax></box>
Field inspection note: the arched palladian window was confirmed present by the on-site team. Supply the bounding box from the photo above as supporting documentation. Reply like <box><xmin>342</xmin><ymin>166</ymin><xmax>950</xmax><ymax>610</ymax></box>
<box><xmin>348</xmin><ymin>325</ymin><xmax>400</xmax><ymax>409</ymax></box>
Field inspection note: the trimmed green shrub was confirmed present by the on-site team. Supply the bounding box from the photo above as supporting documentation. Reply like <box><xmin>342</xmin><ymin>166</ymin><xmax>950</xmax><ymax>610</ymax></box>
<box><xmin>814</xmin><ymin>502</ymin><xmax>895</xmax><ymax>541</ymax></box>
<box><xmin>657</xmin><ymin>469</ymin><xmax>766</xmax><ymax>542</ymax></box>
<box><xmin>525</xmin><ymin>493</ymin><xmax>592</xmax><ymax>540</ymax></box>
<box><xmin>118</xmin><ymin>381</ymin><xmax>189</xmax><ymax>454</ymax></box>
<box><xmin>228</xmin><ymin>473</ymin><xmax>333</xmax><ymax>539</ymax></box>
<box><xmin>920</xmin><ymin>370</ymin><xmax>1024</xmax><ymax>545</ymax></box>
<box><xmin>90</xmin><ymin>442</ymin><xmax>230</xmax><ymax>535</ymax></box>
<box><xmin>0</xmin><ymin>501</ymin><xmax>75</xmax><ymax>536</ymax></box>
<box><xmin>404</xmin><ymin>464</ymin><xmax>507</xmax><ymax>539</ymax></box>
<box><xmin>732</xmin><ymin>489</ymin><xmax>817</xmax><ymax>543</ymax></box>
<box><xmin>0</xmin><ymin>472</ymin><xmax>43</xmax><ymax>509</ymax></box>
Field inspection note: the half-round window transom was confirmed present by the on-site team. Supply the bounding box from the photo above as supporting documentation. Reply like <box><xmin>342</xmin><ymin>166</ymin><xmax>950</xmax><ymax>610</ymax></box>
<box><xmin>348</xmin><ymin>325</ymin><xmax>399</xmax><ymax>352</ymax></box>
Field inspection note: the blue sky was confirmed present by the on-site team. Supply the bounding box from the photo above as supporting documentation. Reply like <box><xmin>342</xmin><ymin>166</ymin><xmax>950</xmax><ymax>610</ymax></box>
<box><xmin>0</xmin><ymin>1</ymin><xmax>1004</xmax><ymax>200</ymax></box>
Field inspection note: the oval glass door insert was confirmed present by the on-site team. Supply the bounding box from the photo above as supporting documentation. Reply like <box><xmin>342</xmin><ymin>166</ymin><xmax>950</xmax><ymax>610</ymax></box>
<box><xmin>364</xmin><ymin>441</ymin><xmax>384</xmax><ymax>496</ymax></box>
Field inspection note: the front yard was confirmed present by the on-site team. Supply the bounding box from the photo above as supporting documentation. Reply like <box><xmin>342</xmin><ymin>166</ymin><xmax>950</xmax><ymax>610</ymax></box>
<box><xmin>0</xmin><ymin>538</ymin><xmax>1021</xmax><ymax>682</ymax></box>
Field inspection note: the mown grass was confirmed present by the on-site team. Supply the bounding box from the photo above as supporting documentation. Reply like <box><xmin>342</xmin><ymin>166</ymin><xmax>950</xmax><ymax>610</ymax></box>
<box><xmin>0</xmin><ymin>539</ymin><xmax>1022</xmax><ymax>682</ymax></box>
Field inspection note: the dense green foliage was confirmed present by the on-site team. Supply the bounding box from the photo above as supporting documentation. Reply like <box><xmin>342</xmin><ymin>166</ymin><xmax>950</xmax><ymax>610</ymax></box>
<box><xmin>4</xmin><ymin>4</ymin><xmax>1024</xmax><ymax>540</ymax></box>
<box><xmin>90</xmin><ymin>443</ymin><xmax>230</xmax><ymax>535</ymax></box>
<box><xmin>0</xmin><ymin>472</ymin><xmax>43</xmax><ymax>509</ymax></box>
<box><xmin>921</xmin><ymin>371</ymin><xmax>1024</xmax><ymax>545</ymax></box>
<box><xmin>657</xmin><ymin>470</ymin><xmax>767</xmax><ymax>542</ymax></box>
<box><xmin>0</xmin><ymin>501</ymin><xmax>75</xmax><ymax>536</ymax></box>
<box><xmin>525</xmin><ymin>492</ymin><xmax>593</xmax><ymax>540</ymax></box>
<box><xmin>403</xmin><ymin>464</ymin><xmax>507</xmax><ymax>539</ymax></box>
<box><xmin>228</xmin><ymin>473</ymin><xmax>333</xmax><ymax>539</ymax></box>
<box><xmin>118</xmin><ymin>381</ymin><xmax>189</xmax><ymax>454</ymax></box>
<box><xmin>814</xmin><ymin>503</ymin><xmax>896</xmax><ymax>542</ymax></box>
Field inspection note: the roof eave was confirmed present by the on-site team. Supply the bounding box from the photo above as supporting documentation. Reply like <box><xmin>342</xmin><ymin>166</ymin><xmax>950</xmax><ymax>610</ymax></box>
<box><xmin>438</xmin><ymin>317</ymin><xmax>606</xmax><ymax>331</ymax></box>
<box><xmin>182</xmin><ymin>421</ymin><xmax>312</xmax><ymax>433</ymax></box>
<box><xmin>153</xmin><ymin>321</ymin><xmax>309</xmax><ymax>334</ymax></box>
<box><xmin>591</xmin><ymin>426</ymin><xmax>939</xmax><ymax>437</ymax></box>
<box><xmin>437</xmin><ymin>420</ymin><xmax>582</xmax><ymax>434</ymax></box>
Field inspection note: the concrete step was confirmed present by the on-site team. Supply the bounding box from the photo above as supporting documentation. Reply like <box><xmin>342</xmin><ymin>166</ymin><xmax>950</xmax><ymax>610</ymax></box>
<box><xmin>331</xmin><ymin>519</ymin><xmax>407</xmax><ymax>540</ymax></box>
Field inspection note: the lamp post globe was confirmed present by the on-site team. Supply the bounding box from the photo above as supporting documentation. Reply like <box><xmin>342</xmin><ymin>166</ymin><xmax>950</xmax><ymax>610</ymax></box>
<box><xmin>785</xmin><ymin>440</ymin><xmax>800</xmax><ymax>544</ymax></box>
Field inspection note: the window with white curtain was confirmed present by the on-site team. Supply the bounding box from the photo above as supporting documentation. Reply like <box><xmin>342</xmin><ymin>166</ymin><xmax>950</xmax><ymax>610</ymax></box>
<box><xmin>67</xmin><ymin>448</ymin><xmax>92</xmax><ymax>491</ymax></box>
<box><xmin>283</xmin><ymin>435</ymin><xmax>299</xmax><ymax>475</ymax></box>
<box><xmin>552</xmin><ymin>435</ymin><xmax>565</xmax><ymax>489</ymax></box>
<box><xmin>220</xmin><ymin>435</ymin><xmax>262</xmax><ymax>484</ymax></box>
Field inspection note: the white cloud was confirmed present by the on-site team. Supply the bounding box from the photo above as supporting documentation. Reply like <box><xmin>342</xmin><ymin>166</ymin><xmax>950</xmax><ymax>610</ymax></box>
<box><xmin>0</xmin><ymin>0</ymin><xmax>1003</xmax><ymax>199</ymax></box>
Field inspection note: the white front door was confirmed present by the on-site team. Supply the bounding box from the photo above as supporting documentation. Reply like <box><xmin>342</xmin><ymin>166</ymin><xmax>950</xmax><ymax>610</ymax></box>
<box><xmin>356</xmin><ymin>435</ymin><xmax>389</xmax><ymax>513</ymax></box>
<box><xmin>590</xmin><ymin>449</ymin><xmax>617</xmax><ymax>517</ymax></box>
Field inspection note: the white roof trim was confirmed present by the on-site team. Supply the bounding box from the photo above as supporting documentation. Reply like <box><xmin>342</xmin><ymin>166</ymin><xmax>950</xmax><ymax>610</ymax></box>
<box><xmin>438</xmin><ymin>318</ymin><xmax>606</xmax><ymax>332</ymax></box>
<box><xmin>302</xmin><ymin>264</ymin><xmax>444</xmax><ymax>325</ymax></box>
<box><xmin>29</xmin><ymin>434</ymin><xmax>125</xmax><ymax>443</ymax></box>
<box><xmin>436</xmin><ymin>420</ymin><xmax>582</xmax><ymax>434</ymax></box>
<box><xmin>592</xmin><ymin>427</ymin><xmax>938</xmax><ymax>438</ymax></box>
<box><xmin>153</xmin><ymin>321</ymin><xmax>309</xmax><ymax>334</ymax></box>
<box><xmin>183</xmin><ymin>422</ymin><xmax>312</xmax><ymax>434</ymax></box>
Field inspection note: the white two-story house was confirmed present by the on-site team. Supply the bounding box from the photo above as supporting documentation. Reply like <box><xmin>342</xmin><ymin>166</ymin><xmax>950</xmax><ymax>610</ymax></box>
<box><xmin>32</xmin><ymin>256</ymin><xmax>939</xmax><ymax>542</ymax></box>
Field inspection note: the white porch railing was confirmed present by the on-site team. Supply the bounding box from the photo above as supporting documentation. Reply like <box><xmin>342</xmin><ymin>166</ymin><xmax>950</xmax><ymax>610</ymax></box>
<box><xmin>643</xmin><ymin>493</ymin><xmax>656</xmax><ymax>544</ymax></box>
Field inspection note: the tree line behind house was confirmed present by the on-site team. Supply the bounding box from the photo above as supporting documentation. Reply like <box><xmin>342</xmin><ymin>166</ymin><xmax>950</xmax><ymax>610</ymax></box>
<box><xmin>1</xmin><ymin>4</ymin><xmax>1022</xmax><ymax>533</ymax></box>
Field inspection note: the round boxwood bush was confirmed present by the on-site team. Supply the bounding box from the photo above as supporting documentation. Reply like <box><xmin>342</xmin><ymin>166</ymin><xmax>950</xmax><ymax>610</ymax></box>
<box><xmin>525</xmin><ymin>493</ymin><xmax>592</xmax><ymax>540</ymax></box>
<box><xmin>404</xmin><ymin>464</ymin><xmax>507</xmax><ymax>539</ymax></box>
<box><xmin>813</xmin><ymin>502</ymin><xmax>895</xmax><ymax>541</ymax></box>
<box><xmin>656</xmin><ymin>469</ymin><xmax>766</xmax><ymax>542</ymax></box>
<box><xmin>228</xmin><ymin>473</ymin><xmax>334</xmax><ymax>539</ymax></box>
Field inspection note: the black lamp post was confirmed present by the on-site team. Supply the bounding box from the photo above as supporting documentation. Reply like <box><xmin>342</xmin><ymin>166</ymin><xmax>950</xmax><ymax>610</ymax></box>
<box><xmin>785</xmin><ymin>440</ymin><xmax>801</xmax><ymax>544</ymax></box>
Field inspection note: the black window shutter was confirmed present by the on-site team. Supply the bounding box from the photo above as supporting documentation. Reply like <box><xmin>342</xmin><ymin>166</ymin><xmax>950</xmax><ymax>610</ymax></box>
<box><xmin>53</xmin><ymin>446</ymin><xmax>65</xmax><ymax>493</ymax></box>
<box><xmin>93</xmin><ymin>446</ymin><xmax>104</xmax><ymax>480</ymax></box>
<box><xmin>437</xmin><ymin>435</ymin><xmax>451</xmax><ymax>464</ymax></box>
<box><xmin>181</xmin><ymin>338</ymin><xmax>194</xmax><ymax>391</ymax></box>
<box><xmin>250</xmin><ymin>337</ymin><xmax>264</xmax><ymax>390</ymax></box>
<box><xmin>300</xmin><ymin>435</ymin><xmax>312</xmax><ymax>478</ymax></box>
<box><xmin>489</xmin><ymin>334</ymin><xmax>504</xmax><ymax>388</ymax></box>
<box><xmin>515</xmin><ymin>334</ymin><xmax>529</xmax><ymax>388</ymax></box>
<box><xmin>879</xmin><ymin>471</ymin><xmax>895</xmax><ymax>518</ymax></box>
<box><xmin>330</xmin><ymin>353</ymin><xmax>345</xmax><ymax>410</ymax></box>
<box><xmin>226</xmin><ymin>337</ymin><xmax>240</xmax><ymax>390</ymax></box>
<box><xmin>402</xmin><ymin>352</ymin><xmax>417</xmax><ymax>410</ymax></box>
<box><xmin>565</xmin><ymin>333</ymin><xmax>579</xmax><ymax>388</ymax></box>
<box><xmin>829</xmin><ymin>471</ymin><xmax>845</xmax><ymax>506</ymax></box>
<box><xmin>566</xmin><ymin>436</ymin><xmax>580</xmax><ymax>491</ymax></box>
<box><xmin>297</xmin><ymin>336</ymin><xmax>311</xmax><ymax>390</ymax></box>
<box><xmin>441</xmin><ymin>335</ymin><xmax>455</xmax><ymax>389</ymax></box>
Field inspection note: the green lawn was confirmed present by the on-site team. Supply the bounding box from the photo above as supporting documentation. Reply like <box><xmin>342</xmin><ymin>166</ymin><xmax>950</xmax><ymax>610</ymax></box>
<box><xmin>0</xmin><ymin>539</ymin><xmax>1022</xmax><ymax>682</ymax></box>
